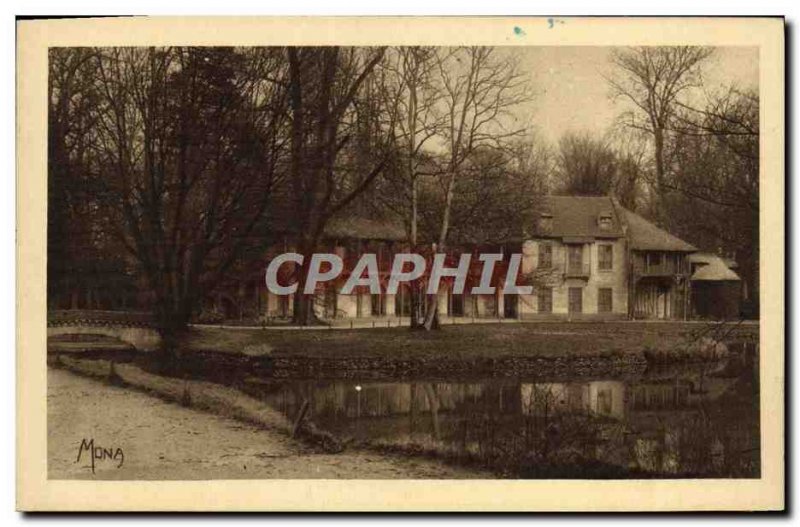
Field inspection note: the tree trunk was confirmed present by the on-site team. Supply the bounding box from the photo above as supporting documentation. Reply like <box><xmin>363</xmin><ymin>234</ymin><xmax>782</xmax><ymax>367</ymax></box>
<box><xmin>420</xmin><ymin>167</ymin><xmax>457</xmax><ymax>331</ymax></box>
<box><xmin>407</xmin><ymin>73</ymin><xmax>423</xmax><ymax>330</ymax></box>
<box><xmin>154</xmin><ymin>303</ymin><xmax>191</xmax><ymax>375</ymax></box>
<box><xmin>292</xmin><ymin>294</ymin><xmax>322</xmax><ymax>326</ymax></box>
<box><xmin>422</xmin><ymin>292</ymin><xmax>441</xmax><ymax>330</ymax></box>
<box><xmin>409</xmin><ymin>179</ymin><xmax>423</xmax><ymax>329</ymax></box>
<box><xmin>291</xmin><ymin>240</ymin><xmax>325</xmax><ymax>326</ymax></box>
<box><xmin>653</xmin><ymin>127</ymin><xmax>665</xmax><ymax>223</ymax></box>
<box><xmin>423</xmin><ymin>383</ymin><xmax>441</xmax><ymax>441</ymax></box>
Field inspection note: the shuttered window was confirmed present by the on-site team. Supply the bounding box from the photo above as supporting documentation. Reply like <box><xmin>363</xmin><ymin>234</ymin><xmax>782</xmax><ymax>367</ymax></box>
<box><xmin>537</xmin><ymin>287</ymin><xmax>553</xmax><ymax>313</ymax></box>
<box><xmin>568</xmin><ymin>287</ymin><xmax>583</xmax><ymax>313</ymax></box>
<box><xmin>598</xmin><ymin>244</ymin><xmax>613</xmax><ymax>270</ymax></box>
<box><xmin>538</xmin><ymin>243</ymin><xmax>552</xmax><ymax>268</ymax></box>
<box><xmin>598</xmin><ymin>288</ymin><xmax>613</xmax><ymax>313</ymax></box>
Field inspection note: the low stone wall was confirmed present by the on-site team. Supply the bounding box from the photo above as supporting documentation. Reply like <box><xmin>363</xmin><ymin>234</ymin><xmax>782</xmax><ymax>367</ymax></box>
<box><xmin>270</xmin><ymin>353</ymin><xmax>648</xmax><ymax>381</ymax></box>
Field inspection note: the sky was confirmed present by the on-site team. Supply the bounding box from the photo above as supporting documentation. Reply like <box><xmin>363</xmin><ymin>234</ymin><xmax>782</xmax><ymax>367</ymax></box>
<box><xmin>513</xmin><ymin>46</ymin><xmax>759</xmax><ymax>146</ymax></box>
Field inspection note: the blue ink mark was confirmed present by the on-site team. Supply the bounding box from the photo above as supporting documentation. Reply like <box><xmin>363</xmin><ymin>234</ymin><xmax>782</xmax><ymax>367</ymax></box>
<box><xmin>513</xmin><ymin>26</ymin><xmax>526</xmax><ymax>37</ymax></box>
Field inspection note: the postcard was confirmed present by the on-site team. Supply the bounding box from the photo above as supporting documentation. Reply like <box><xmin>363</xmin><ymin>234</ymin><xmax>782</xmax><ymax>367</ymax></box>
<box><xmin>17</xmin><ymin>16</ymin><xmax>784</xmax><ymax>511</ymax></box>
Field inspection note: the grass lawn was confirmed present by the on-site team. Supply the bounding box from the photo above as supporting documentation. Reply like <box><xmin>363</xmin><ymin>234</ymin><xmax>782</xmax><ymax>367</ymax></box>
<box><xmin>183</xmin><ymin>320</ymin><xmax>757</xmax><ymax>360</ymax></box>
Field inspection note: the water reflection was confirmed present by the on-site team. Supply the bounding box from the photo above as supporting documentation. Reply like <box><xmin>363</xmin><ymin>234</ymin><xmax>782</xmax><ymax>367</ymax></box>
<box><xmin>248</xmin><ymin>347</ymin><xmax>759</xmax><ymax>479</ymax></box>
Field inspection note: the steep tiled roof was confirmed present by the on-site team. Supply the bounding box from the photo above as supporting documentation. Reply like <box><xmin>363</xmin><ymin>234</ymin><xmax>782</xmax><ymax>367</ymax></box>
<box><xmin>689</xmin><ymin>252</ymin><xmax>741</xmax><ymax>281</ymax></box>
<box><xmin>617</xmin><ymin>206</ymin><xmax>697</xmax><ymax>252</ymax></box>
<box><xmin>537</xmin><ymin>196</ymin><xmax>624</xmax><ymax>239</ymax></box>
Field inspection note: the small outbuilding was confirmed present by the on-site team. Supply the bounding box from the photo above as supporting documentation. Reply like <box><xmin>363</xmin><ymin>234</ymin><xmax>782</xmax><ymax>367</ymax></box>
<box><xmin>689</xmin><ymin>252</ymin><xmax>742</xmax><ymax>320</ymax></box>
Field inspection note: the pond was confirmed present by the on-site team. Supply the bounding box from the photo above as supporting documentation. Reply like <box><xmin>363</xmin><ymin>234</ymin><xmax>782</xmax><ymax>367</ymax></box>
<box><xmin>245</xmin><ymin>343</ymin><xmax>760</xmax><ymax>479</ymax></box>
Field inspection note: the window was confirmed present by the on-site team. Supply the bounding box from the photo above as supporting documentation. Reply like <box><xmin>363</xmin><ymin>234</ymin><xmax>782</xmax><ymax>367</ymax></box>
<box><xmin>596</xmin><ymin>388</ymin><xmax>613</xmax><ymax>415</ymax></box>
<box><xmin>325</xmin><ymin>287</ymin><xmax>338</xmax><ymax>318</ymax></box>
<box><xmin>395</xmin><ymin>287</ymin><xmax>411</xmax><ymax>316</ymax></box>
<box><xmin>598</xmin><ymin>212</ymin><xmax>613</xmax><ymax>230</ymax></box>
<box><xmin>598</xmin><ymin>288</ymin><xmax>613</xmax><ymax>313</ymax></box>
<box><xmin>649</xmin><ymin>252</ymin><xmax>662</xmax><ymax>267</ymax></box>
<box><xmin>279</xmin><ymin>295</ymin><xmax>290</xmax><ymax>317</ymax></box>
<box><xmin>568</xmin><ymin>287</ymin><xmax>583</xmax><ymax>313</ymax></box>
<box><xmin>450</xmin><ymin>292</ymin><xmax>465</xmax><ymax>317</ymax></box>
<box><xmin>598</xmin><ymin>244</ymin><xmax>613</xmax><ymax>270</ymax></box>
<box><xmin>632</xmin><ymin>386</ymin><xmax>647</xmax><ymax>410</ymax></box>
<box><xmin>538</xmin><ymin>243</ymin><xmax>552</xmax><ymax>268</ymax></box>
<box><xmin>567</xmin><ymin>245</ymin><xmax>583</xmax><ymax>273</ymax></box>
<box><xmin>537</xmin><ymin>287</ymin><xmax>553</xmax><ymax>313</ymax></box>
<box><xmin>539</xmin><ymin>212</ymin><xmax>553</xmax><ymax>232</ymax></box>
<box><xmin>371</xmin><ymin>294</ymin><xmax>385</xmax><ymax>316</ymax></box>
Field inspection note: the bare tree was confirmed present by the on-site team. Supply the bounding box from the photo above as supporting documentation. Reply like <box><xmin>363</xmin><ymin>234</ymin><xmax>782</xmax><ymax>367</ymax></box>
<box><xmin>669</xmin><ymin>87</ymin><xmax>759</xmax><ymax>210</ymax></box>
<box><xmin>90</xmin><ymin>47</ymin><xmax>289</xmax><ymax>364</ymax></box>
<box><xmin>435</xmin><ymin>142</ymin><xmax>547</xmax><ymax>245</ymax></box>
<box><xmin>609</xmin><ymin>46</ymin><xmax>713</xmax><ymax>220</ymax></box>
<box><xmin>285</xmin><ymin>46</ymin><xmax>396</xmax><ymax>325</ymax></box>
<box><xmin>394</xmin><ymin>47</ymin><xmax>444</xmax><ymax>246</ymax></box>
<box><xmin>48</xmin><ymin>48</ymin><xmax>117</xmax><ymax>309</ymax></box>
<box><xmin>665</xmin><ymin>88</ymin><xmax>760</xmax><ymax>315</ymax></box>
<box><xmin>608</xmin><ymin>130</ymin><xmax>650</xmax><ymax>211</ymax></box>
<box><xmin>375</xmin><ymin>47</ymin><xmax>445</xmax><ymax>327</ymax></box>
<box><xmin>421</xmin><ymin>46</ymin><xmax>531</xmax><ymax>329</ymax></box>
<box><xmin>554</xmin><ymin>132</ymin><xmax>618</xmax><ymax>196</ymax></box>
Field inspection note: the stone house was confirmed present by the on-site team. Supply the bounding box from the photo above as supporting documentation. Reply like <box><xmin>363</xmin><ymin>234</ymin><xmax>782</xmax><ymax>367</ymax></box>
<box><xmin>208</xmin><ymin>195</ymin><xmax>713</xmax><ymax>323</ymax></box>
<box><xmin>514</xmin><ymin>196</ymin><xmax>630</xmax><ymax>319</ymax></box>
<box><xmin>618</xmin><ymin>205</ymin><xmax>697</xmax><ymax>320</ymax></box>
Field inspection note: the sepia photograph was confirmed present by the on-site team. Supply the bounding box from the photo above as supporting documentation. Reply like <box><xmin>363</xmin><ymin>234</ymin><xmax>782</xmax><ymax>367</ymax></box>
<box><xmin>16</xmin><ymin>16</ymin><xmax>784</xmax><ymax>511</ymax></box>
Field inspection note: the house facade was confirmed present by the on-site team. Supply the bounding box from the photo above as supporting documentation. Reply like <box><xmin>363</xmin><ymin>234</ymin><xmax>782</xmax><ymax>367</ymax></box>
<box><xmin>209</xmin><ymin>195</ymin><xmax>718</xmax><ymax>323</ymax></box>
<box><xmin>515</xmin><ymin>196</ymin><xmax>630</xmax><ymax>319</ymax></box>
<box><xmin>619</xmin><ymin>206</ymin><xmax>697</xmax><ymax>320</ymax></box>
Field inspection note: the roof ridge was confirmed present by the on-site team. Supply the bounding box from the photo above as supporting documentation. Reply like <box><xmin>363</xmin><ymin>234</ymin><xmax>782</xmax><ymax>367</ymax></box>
<box><xmin>618</xmin><ymin>206</ymin><xmax>697</xmax><ymax>252</ymax></box>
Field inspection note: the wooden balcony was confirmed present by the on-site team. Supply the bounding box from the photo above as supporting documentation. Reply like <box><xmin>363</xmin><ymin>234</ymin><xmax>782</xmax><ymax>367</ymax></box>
<box><xmin>634</xmin><ymin>262</ymin><xmax>688</xmax><ymax>277</ymax></box>
<box><xmin>632</xmin><ymin>251</ymin><xmax>690</xmax><ymax>278</ymax></box>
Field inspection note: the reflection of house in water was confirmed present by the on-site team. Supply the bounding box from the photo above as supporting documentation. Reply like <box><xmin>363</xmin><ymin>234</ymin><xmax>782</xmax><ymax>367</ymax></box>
<box><xmin>307</xmin><ymin>382</ymin><xmax>488</xmax><ymax>418</ymax></box>
<box><xmin>519</xmin><ymin>374</ymin><xmax>752</xmax><ymax>475</ymax></box>
<box><xmin>262</xmin><ymin>373</ymin><xmax>756</xmax><ymax>477</ymax></box>
<box><xmin>520</xmin><ymin>381</ymin><xmax>626</xmax><ymax>420</ymax></box>
<box><xmin>268</xmin><ymin>381</ymin><xmax>491</xmax><ymax>427</ymax></box>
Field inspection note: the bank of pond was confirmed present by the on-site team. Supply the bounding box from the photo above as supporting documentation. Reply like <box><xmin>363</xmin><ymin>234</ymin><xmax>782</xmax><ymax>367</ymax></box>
<box><xmin>49</xmin><ymin>336</ymin><xmax>759</xmax><ymax>480</ymax></box>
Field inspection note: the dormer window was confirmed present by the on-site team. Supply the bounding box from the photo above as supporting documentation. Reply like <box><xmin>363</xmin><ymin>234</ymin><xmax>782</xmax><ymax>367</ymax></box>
<box><xmin>539</xmin><ymin>212</ymin><xmax>553</xmax><ymax>232</ymax></box>
<box><xmin>598</xmin><ymin>212</ymin><xmax>613</xmax><ymax>230</ymax></box>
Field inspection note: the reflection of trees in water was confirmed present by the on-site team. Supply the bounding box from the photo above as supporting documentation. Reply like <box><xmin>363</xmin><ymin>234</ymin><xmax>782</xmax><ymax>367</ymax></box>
<box><xmin>256</xmin><ymin>367</ymin><xmax>758</xmax><ymax>478</ymax></box>
<box><xmin>633</xmin><ymin>374</ymin><xmax>760</xmax><ymax>477</ymax></box>
<box><xmin>442</xmin><ymin>383</ymin><xmax>615</xmax><ymax>476</ymax></box>
<box><xmin>422</xmin><ymin>384</ymin><xmax>441</xmax><ymax>440</ymax></box>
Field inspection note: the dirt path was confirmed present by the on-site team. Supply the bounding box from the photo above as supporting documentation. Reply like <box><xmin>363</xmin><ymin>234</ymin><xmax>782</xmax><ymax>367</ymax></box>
<box><xmin>47</xmin><ymin>367</ymin><xmax>483</xmax><ymax>480</ymax></box>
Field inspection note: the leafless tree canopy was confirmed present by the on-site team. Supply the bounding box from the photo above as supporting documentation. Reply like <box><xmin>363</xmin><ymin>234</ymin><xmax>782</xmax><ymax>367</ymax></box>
<box><xmin>609</xmin><ymin>46</ymin><xmax>714</xmax><ymax>219</ymax></box>
<box><xmin>49</xmin><ymin>45</ymin><xmax>538</xmax><ymax>339</ymax></box>
<box><xmin>48</xmin><ymin>45</ymin><xmax>761</xmax><ymax>344</ymax></box>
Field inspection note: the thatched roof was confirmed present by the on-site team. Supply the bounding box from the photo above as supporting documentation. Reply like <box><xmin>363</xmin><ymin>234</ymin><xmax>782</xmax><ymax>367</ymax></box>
<box><xmin>617</xmin><ymin>206</ymin><xmax>697</xmax><ymax>252</ymax></box>
<box><xmin>689</xmin><ymin>252</ymin><xmax>741</xmax><ymax>281</ymax></box>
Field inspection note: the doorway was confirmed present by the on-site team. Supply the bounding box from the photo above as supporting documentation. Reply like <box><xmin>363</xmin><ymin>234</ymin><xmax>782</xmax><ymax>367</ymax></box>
<box><xmin>450</xmin><ymin>291</ymin><xmax>465</xmax><ymax>317</ymax></box>
<box><xmin>568</xmin><ymin>287</ymin><xmax>583</xmax><ymax>314</ymax></box>
<box><xmin>503</xmin><ymin>294</ymin><xmax>518</xmax><ymax>319</ymax></box>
